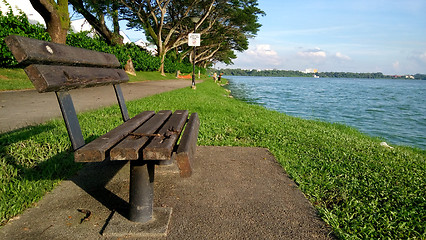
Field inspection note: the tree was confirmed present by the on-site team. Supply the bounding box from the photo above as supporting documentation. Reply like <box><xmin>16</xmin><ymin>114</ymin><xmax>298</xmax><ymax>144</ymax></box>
<box><xmin>29</xmin><ymin>0</ymin><xmax>70</xmax><ymax>43</ymax></box>
<box><xmin>119</xmin><ymin>0</ymin><xmax>216</xmax><ymax>75</ymax></box>
<box><xmin>175</xmin><ymin>0</ymin><xmax>264</xmax><ymax>68</ymax></box>
<box><xmin>69</xmin><ymin>0</ymin><xmax>124</xmax><ymax>45</ymax></box>
<box><xmin>119</xmin><ymin>0</ymin><xmax>264</xmax><ymax>75</ymax></box>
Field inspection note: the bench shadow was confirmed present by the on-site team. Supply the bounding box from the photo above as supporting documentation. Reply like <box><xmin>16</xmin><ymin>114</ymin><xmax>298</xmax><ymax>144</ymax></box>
<box><xmin>1</xmin><ymin>125</ymin><xmax>130</xmax><ymax>220</ymax></box>
<box><xmin>69</xmin><ymin>159</ymin><xmax>130</xmax><ymax>218</ymax></box>
<box><xmin>0</xmin><ymin>124</ymin><xmax>56</xmax><ymax>144</ymax></box>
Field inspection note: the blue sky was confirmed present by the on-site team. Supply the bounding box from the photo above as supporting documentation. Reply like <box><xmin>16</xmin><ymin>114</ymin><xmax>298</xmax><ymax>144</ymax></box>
<box><xmin>217</xmin><ymin>0</ymin><xmax>426</xmax><ymax>75</ymax></box>
<box><xmin>2</xmin><ymin>0</ymin><xmax>425</xmax><ymax>75</ymax></box>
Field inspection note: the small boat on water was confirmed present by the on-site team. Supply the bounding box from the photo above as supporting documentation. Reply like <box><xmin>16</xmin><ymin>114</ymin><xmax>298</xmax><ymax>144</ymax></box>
<box><xmin>313</xmin><ymin>74</ymin><xmax>320</xmax><ymax>78</ymax></box>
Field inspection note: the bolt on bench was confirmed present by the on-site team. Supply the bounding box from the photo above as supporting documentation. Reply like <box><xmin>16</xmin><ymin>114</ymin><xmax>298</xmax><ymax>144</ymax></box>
<box><xmin>5</xmin><ymin>35</ymin><xmax>199</xmax><ymax>226</ymax></box>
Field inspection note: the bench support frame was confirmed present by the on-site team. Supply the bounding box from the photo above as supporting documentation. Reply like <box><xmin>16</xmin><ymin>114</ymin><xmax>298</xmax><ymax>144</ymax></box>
<box><xmin>56</xmin><ymin>84</ymin><xmax>130</xmax><ymax>152</ymax></box>
<box><xmin>5</xmin><ymin>35</ymin><xmax>199</xmax><ymax>236</ymax></box>
<box><xmin>56</xmin><ymin>85</ymin><xmax>160</xmax><ymax>223</ymax></box>
<box><xmin>129</xmin><ymin>161</ymin><xmax>155</xmax><ymax>222</ymax></box>
<box><xmin>56</xmin><ymin>91</ymin><xmax>85</xmax><ymax>150</ymax></box>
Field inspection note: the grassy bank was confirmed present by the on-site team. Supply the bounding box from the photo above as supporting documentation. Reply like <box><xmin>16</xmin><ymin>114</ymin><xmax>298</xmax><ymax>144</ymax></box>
<box><xmin>0</xmin><ymin>80</ymin><xmax>424</xmax><ymax>239</ymax></box>
<box><xmin>0</xmin><ymin>68</ymin><xmax>186</xmax><ymax>91</ymax></box>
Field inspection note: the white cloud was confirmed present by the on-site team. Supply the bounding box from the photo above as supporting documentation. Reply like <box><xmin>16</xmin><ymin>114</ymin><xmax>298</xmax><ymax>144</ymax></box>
<box><xmin>393</xmin><ymin>61</ymin><xmax>400</xmax><ymax>69</ymax></box>
<box><xmin>247</xmin><ymin>44</ymin><xmax>279</xmax><ymax>58</ymax></box>
<box><xmin>419</xmin><ymin>51</ymin><xmax>426</xmax><ymax>62</ymax></box>
<box><xmin>408</xmin><ymin>51</ymin><xmax>426</xmax><ymax>67</ymax></box>
<box><xmin>335</xmin><ymin>52</ymin><xmax>351</xmax><ymax>60</ymax></box>
<box><xmin>297</xmin><ymin>48</ymin><xmax>327</xmax><ymax>58</ymax></box>
<box><xmin>239</xmin><ymin>44</ymin><xmax>282</xmax><ymax>66</ymax></box>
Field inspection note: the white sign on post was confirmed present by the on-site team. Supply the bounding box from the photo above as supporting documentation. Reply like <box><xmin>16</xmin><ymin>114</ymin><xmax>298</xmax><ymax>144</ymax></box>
<box><xmin>188</xmin><ymin>33</ymin><xmax>201</xmax><ymax>46</ymax></box>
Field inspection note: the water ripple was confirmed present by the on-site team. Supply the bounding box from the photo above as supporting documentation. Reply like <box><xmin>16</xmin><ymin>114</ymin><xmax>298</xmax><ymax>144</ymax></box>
<box><xmin>226</xmin><ymin>76</ymin><xmax>426</xmax><ymax>149</ymax></box>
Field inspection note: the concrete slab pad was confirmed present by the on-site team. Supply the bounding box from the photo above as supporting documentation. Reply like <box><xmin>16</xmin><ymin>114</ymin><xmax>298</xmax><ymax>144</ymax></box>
<box><xmin>0</xmin><ymin>146</ymin><xmax>335</xmax><ymax>239</ymax></box>
<box><xmin>102</xmin><ymin>207</ymin><xmax>172</xmax><ymax>238</ymax></box>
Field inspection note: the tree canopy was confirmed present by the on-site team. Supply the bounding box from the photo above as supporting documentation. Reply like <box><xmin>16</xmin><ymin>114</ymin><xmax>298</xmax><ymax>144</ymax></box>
<box><xmin>28</xmin><ymin>0</ymin><xmax>264</xmax><ymax>73</ymax></box>
<box><xmin>69</xmin><ymin>0</ymin><xmax>123</xmax><ymax>45</ymax></box>
<box><xmin>119</xmin><ymin>0</ymin><xmax>264</xmax><ymax>74</ymax></box>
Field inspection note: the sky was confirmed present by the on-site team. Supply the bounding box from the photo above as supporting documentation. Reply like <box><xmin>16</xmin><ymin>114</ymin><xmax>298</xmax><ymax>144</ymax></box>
<box><xmin>2</xmin><ymin>0</ymin><xmax>425</xmax><ymax>75</ymax></box>
<box><xmin>216</xmin><ymin>0</ymin><xmax>426</xmax><ymax>75</ymax></box>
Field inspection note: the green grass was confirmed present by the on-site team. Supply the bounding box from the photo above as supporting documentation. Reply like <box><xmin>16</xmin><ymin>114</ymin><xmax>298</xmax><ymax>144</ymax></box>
<box><xmin>0</xmin><ymin>68</ymin><xmax>190</xmax><ymax>91</ymax></box>
<box><xmin>0</xmin><ymin>80</ymin><xmax>424</xmax><ymax>239</ymax></box>
<box><xmin>0</xmin><ymin>68</ymin><xmax>34</xmax><ymax>90</ymax></box>
<box><xmin>127</xmin><ymin>71</ymin><xmax>178</xmax><ymax>82</ymax></box>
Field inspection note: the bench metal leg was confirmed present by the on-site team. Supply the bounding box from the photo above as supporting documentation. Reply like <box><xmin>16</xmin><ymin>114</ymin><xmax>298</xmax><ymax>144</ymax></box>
<box><xmin>129</xmin><ymin>160</ymin><xmax>155</xmax><ymax>223</ymax></box>
<box><xmin>103</xmin><ymin>160</ymin><xmax>173</xmax><ymax>237</ymax></box>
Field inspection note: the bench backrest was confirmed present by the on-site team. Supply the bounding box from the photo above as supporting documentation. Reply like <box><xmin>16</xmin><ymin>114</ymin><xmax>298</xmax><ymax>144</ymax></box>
<box><xmin>5</xmin><ymin>35</ymin><xmax>130</xmax><ymax>150</ymax></box>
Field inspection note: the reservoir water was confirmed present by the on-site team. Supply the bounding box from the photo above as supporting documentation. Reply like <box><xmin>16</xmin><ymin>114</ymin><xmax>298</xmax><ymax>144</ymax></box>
<box><xmin>225</xmin><ymin>76</ymin><xmax>426</xmax><ymax>149</ymax></box>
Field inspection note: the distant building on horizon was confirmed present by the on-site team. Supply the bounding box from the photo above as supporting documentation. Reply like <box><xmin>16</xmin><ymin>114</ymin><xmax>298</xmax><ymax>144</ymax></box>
<box><xmin>69</xmin><ymin>18</ymin><xmax>133</xmax><ymax>45</ymax></box>
<box><xmin>304</xmin><ymin>68</ymin><xmax>318</xmax><ymax>74</ymax></box>
<box><xmin>1</xmin><ymin>0</ymin><xmax>45</xmax><ymax>25</ymax></box>
<box><xmin>134</xmin><ymin>39</ymin><xmax>157</xmax><ymax>56</ymax></box>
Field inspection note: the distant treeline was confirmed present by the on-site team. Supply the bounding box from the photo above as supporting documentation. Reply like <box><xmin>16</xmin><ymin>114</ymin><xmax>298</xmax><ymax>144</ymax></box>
<box><xmin>216</xmin><ymin>69</ymin><xmax>308</xmax><ymax>77</ymax></box>
<box><xmin>216</xmin><ymin>69</ymin><xmax>426</xmax><ymax>80</ymax></box>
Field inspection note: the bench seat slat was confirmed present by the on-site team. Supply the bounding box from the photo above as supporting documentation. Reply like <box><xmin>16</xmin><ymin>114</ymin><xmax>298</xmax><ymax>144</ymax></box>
<box><xmin>110</xmin><ymin>110</ymin><xmax>172</xmax><ymax>160</ymax></box>
<box><xmin>143</xmin><ymin>110</ymin><xmax>189</xmax><ymax>160</ymax></box>
<box><xmin>5</xmin><ymin>35</ymin><xmax>120</xmax><ymax>67</ymax></box>
<box><xmin>25</xmin><ymin>64</ymin><xmax>129</xmax><ymax>93</ymax></box>
<box><xmin>176</xmin><ymin>113</ymin><xmax>200</xmax><ymax>178</ymax></box>
<box><xmin>74</xmin><ymin>111</ymin><xmax>155</xmax><ymax>162</ymax></box>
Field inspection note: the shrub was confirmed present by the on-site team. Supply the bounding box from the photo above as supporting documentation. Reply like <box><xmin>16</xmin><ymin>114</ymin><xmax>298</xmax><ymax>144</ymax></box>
<box><xmin>0</xmin><ymin>6</ymin><xmax>202</xmax><ymax>74</ymax></box>
<box><xmin>0</xmin><ymin>5</ymin><xmax>50</xmax><ymax>67</ymax></box>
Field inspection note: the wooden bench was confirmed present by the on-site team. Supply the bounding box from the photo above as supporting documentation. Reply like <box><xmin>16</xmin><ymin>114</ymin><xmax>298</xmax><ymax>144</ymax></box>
<box><xmin>5</xmin><ymin>35</ymin><xmax>200</xmax><ymax>224</ymax></box>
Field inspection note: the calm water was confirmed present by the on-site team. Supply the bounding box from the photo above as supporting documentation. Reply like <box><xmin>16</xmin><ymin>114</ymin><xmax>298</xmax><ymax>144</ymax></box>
<box><xmin>225</xmin><ymin>76</ymin><xmax>426</xmax><ymax>149</ymax></box>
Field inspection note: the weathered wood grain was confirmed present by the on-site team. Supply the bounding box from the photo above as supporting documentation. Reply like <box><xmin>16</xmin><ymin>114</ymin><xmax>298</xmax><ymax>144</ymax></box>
<box><xmin>5</xmin><ymin>35</ymin><xmax>120</xmax><ymax>67</ymax></box>
<box><xmin>175</xmin><ymin>113</ymin><xmax>200</xmax><ymax>178</ymax></box>
<box><xmin>110</xmin><ymin>110</ymin><xmax>172</xmax><ymax>161</ymax></box>
<box><xmin>74</xmin><ymin>111</ymin><xmax>155</xmax><ymax>162</ymax></box>
<box><xmin>143</xmin><ymin>110</ymin><xmax>189</xmax><ymax>160</ymax></box>
<box><xmin>24</xmin><ymin>64</ymin><xmax>129</xmax><ymax>92</ymax></box>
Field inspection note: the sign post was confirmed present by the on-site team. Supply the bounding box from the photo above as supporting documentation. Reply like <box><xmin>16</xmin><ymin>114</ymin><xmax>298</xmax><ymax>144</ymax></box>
<box><xmin>188</xmin><ymin>33</ymin><xmax>200</xmax><ymax>47</ymax></box>
<box><xmin>188</xmin><ymin>33</ymin><xmax>200</xmax><ymax>89</ymax></box>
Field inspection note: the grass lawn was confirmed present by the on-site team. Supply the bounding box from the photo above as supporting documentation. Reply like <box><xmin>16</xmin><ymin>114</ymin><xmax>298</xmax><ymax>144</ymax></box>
<box><xmin>0</xmin><ymin>68</ymin><xmax>188</xmax><ymax>91</ymax></box>
<box><xmin>0</xmin><ymin>78</ymin><xmax>424</xmax><ymax>239</ymax></box>
<box><xmin>0</xmin><ymin>68</ymin><xmax>34</xmax><ymax>91</ymax></box>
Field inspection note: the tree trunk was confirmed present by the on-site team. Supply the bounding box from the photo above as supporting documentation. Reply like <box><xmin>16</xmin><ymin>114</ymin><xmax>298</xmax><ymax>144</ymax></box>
<box><xmin>159</xmin><ymin>53</ymin><xmax>166</xmax><ymax>76</ymax></box>
<box><xmin>47</xmin><ymin>18</ymin><xmax>68</xmax><ymax>44</ymax></box>
<box><xmin>112</xmin><ymin>2</ymin><xmax>120</xmax><ymax>34</ymax></box>
<box><xmin>30</xmin><ymin>0</ymin><xmax>70</xmax><ymax>44</ymax></box>
<box><xmin>157</xmin><ymin>44</ymin><xmax>167</xmax><ymax>76</ymax></box>
<box><xmin>125</xmin><ymin>57</ymin><xmax>136</xmax><ymax>76</ymax></box>
<box><xmin>69</xmin><ymin>0</ymin><xmax>123</xmax><ymax>45</ymax></box>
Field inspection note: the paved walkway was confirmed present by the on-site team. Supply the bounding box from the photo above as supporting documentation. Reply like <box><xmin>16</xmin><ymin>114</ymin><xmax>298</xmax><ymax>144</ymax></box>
<box><xmin>0</xmin><ymin>80</ymin><xmax>336</xmax><ymax>239</ymax></box>
<box><xmin>0</xmin><ymin>79</ymin><xmax>198</xmax><ymax>133</ymax></box>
